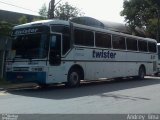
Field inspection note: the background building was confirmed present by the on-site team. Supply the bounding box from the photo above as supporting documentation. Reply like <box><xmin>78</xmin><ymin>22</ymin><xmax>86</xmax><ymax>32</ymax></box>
<box><xmin>0</xmin><ymin>9</ymin><xmax>40</xmax><ymax>24</ymax></box>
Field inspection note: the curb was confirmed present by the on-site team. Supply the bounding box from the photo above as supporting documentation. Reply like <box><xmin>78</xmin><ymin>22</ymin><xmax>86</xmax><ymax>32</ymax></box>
<box><xmin>0</xmin><ymin>83</ymin><xmax>37</xmax><ymax>91</ymax></box>
<box><xmin>0</xmin><ymin>88</ymin><xmax>4</xmax><ymax>91</ymax></box>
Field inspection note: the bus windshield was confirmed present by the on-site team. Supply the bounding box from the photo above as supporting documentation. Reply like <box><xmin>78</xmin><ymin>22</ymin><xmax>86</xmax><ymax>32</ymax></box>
<box><xmin>11</xmin><ymin>25</ymin><xmax>50</xmax><ymax>59</ymax></box>
<box><xmin>12</xmin><ymin>33</ymin><xmax>49</xmax><ymax>59</ymax></box>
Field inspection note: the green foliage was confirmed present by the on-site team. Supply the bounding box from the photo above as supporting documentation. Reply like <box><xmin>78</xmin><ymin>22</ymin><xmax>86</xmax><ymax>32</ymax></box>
<box><xmin>0</xmin><ymin>21</ymin><xmax>13</xmax><ymax>36</ymax></box>
<box><xmin>146</xmin><ymin>18</ymin><xmax>158</xmax><ymax>38</ymax></box>
<box><xmin>121</xmin><ymin>0</ymin><xmax>160</xmax><ymax>39</ymax></box>
<box><xmin>18</xmin><ymin>16</ymin><xmax>28</xmax><ymax>24</ymax></box>
<box><xmin>54</xmin><ymin>2</ymin><xmax>84</xmax><ymax>20</ymax></box>
<box><xmin>0</xmin><ymin>78</ymin><xmax>10</xmax><ymax>86</ymax></box>
<box><xmin>32</xmin><ymin>17</ymin><xmax>46</xmax><ymax>22</ymax></box>
<box><xmin>39</xmin><ymin>3</ymin><xmax>48</xmax><ymax>18</ymax></box>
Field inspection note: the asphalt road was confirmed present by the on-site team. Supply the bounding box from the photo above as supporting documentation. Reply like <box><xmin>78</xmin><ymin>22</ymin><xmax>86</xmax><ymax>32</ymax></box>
<box><xmin>0</xmin><ymin>76</ymin><xmax>160</xmax><ymax>115</ymax></box>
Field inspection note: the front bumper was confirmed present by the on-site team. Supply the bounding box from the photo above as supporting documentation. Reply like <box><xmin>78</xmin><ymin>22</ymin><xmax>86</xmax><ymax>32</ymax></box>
<box><xmin>5</xmin><ymin>72</ymin><xmax>46</xmax><ymax>84</ymax></box>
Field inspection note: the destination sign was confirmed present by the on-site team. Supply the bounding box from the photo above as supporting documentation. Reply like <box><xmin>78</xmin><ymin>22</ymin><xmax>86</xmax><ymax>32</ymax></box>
<box><xmin>12</xmin><ymin>26</ymin><xmax>49</xmax><ymax>36</ymax></box>
<box><xmin>14</xmin><ymin>28</ymin><xmax>38</xmax><ymax>35</ymax></box>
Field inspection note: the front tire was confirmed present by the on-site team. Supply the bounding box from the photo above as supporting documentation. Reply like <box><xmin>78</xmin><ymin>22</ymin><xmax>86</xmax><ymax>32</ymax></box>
<box><xmin>38</xmin><ymin>84</ymin><xmax>49</xmax><ymax>89</ymax></box>
<box><xmin>154</xmin><ymin>72</ymin><xmax>159</xmax><ymax>76</ymax></box>
<box><xmin>138</xmin><ymin>66</ymin><xmax>145</xmax><ymax>80</ymax></box>
<box><xmin>66</xmin><ymin>68</ymin><xmax>82</xmax><ymax>87</ymax></box>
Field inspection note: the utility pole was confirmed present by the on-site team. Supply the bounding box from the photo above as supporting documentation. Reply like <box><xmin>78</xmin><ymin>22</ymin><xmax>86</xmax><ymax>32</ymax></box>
<box><xmin>48</xmin><ymin>0</ymin><xmax>55</xmax><ymax>19</ymax></box>
<box><xmin>48</xmin><ymin>0</ymin><xmax>63</xmax><ymax>19</ymax></box>
<box><xmin>155</xmin><ymin>0</ymin><xmax>160</xmax><ymax>43</ymax></box>
<box><xmin>157</xmin><ymin>9</ymin><xmax>160</xmax><ymax>43</ymax></box>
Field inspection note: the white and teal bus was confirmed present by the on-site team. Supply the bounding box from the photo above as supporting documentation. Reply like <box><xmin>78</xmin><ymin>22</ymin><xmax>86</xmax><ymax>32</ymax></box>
<box><xmin>5</xmin><ymin>17</ymin><xmax>158</xmax><ymax>87</ymax></box>
<box><xmin>156</xmin><ymin>43</ymin><xmax>160</xmax><ymax>74</ymax></box>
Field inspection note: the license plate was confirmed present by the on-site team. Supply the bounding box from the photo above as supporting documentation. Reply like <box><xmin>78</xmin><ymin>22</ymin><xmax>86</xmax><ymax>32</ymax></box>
<box><xmin>17</xmin><ymin>75</ymin><xmax>23</xmax><ymax>79</ymax></box>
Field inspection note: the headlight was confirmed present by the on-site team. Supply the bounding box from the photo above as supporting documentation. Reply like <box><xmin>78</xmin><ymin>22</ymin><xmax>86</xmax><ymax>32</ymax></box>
<box><xmin>6</xmin><ymin>67</ymin><xmax>12</xmax><ymax>71</ymax></box>
<box><xmin>31</xmin><ymin>67</ymin><xmax>43</xmax><ymax>72</ymax></box>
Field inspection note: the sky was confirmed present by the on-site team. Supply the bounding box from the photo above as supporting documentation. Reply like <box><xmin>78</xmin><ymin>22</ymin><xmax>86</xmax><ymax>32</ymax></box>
<box><xmin>0</xmin><ymin>0</ymin><xmax>125</xmax><ymax>23</ymax></box>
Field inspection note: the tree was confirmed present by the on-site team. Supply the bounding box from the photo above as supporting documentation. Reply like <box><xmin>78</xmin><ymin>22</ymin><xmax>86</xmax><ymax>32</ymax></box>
<box><xmin>0</xmin><ymin>21</ymin><xmax>13</xmax><ymax>36</ymax></box>
<box><xmin>32</xmin><ymin>17</ymin><xmax>45</xmax><ymax>22</ymax></box>
<box><xmin>52</xmin><ymin>2</ymin><xmax>84</xmax><ymax>20</ymax></box>
<box><xmin>121</xmin><ymin>0</ymin><xmax>160</xmax><ymax>39</ymax></box>
<box><xmin>39</xmin><ymin>3</ymin><xmax>48</xmax><ymax>18</ymax></box>
<box><xmin>18</xmin><ymin>16</ymin><xmax>28</xmax><ymax>24</ymax></box>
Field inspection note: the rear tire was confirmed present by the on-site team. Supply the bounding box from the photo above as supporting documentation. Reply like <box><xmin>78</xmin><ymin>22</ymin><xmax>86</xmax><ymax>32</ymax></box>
<box><xmin>138</xmin><ymin>66</ymin><xmax>145</xmax><ymax>80</ymax></box>
<box><xmin>154</xmin><ymin>72</ymin><xmax>159</xmax><ymax>76</ymax></box>
<box><xmin>66</xmin><ymin>68</ymin><xmax>82</xmax><ymax>87</ymax></box>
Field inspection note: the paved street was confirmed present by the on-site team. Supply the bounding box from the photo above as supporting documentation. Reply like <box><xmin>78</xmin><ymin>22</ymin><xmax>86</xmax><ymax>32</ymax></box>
<box><xmin>0</xmin><ymin>76</ymin><xmax>160</xmax><ymax>114</ymax></box>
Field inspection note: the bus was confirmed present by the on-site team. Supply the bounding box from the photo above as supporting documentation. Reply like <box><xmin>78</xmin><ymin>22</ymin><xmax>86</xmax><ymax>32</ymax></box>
<box><xmin>156</xmin><ymin>43</ymin><xmax>160</xmax><ymax>75</ymax></box>
<box><xmin>5</xmin><ymin>17</ymin><xmax>158</xmax><ymax>87</ymax></box>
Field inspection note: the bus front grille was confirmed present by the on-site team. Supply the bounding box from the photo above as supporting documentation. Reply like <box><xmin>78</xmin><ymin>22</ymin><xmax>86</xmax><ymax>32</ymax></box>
<box><xmin>13</xmin><ymin>67</ymin><xmax>29</xmax><ymax>72</ymax></box>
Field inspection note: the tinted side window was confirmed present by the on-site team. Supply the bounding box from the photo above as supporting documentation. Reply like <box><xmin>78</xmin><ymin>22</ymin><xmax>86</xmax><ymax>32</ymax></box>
<box><xmin>126</xmin><ymin>38</ymin><xmax>137</xmax><ymax>51</ymax></box>
<box><xmin>51</xmin><ymin>25</ymin><xmax>71</xmax><ymax>55</ymax></box>
<box><xmin>158</xmin><ymin>45</ymin><xmax>160</xmax><ymax>60</ymax></box>
<box><xmin>63</xmin><ymin>26</ymin><xmax>70</xmax><ymax>55</ymax></box>
<box><xmin>112</xmin><ymin>35</ymin><xmax>126</xmax><ymax>50</ymax></box>
<box><xmin>62</xmin><ymin>35</ymin><xmax>70</xmax><ymax>55</ymax></box>
<box><xmin>74</xmin><ymin>28</ymin><xmax>94</xmax><ymax>46</ymax></box>
<box><xmin>95</xmin><ymin>32</ymin><xmax>111</xmax><ymax>48</ymax></box>
<box><xmin>138</xmin><ymin>40</ymin><xmax>148</xmax><ymax>52</ymax></box>
<box><xmin>148</xmin><ymin>42</ymin><xmax>157</xmax><ymax>53</ymax></box>
<box><xmin>51</xmin><ymin>25</ymin><xmax>69</xmax><ymax>34</ymax></box>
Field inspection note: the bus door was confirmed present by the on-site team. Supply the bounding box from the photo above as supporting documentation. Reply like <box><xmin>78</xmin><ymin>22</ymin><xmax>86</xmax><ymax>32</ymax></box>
<box><xmin>49</xmin><ymin>34</ymin><xmax>62</xmax><ymax>65</ymax></box>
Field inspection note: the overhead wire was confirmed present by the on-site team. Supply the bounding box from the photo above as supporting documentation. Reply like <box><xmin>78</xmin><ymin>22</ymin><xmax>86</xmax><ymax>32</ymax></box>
<box><xmin>54</xmin><ymin>0</ymin><xmax>63</xmax><ymax>7</ymax></box>
<box><xmin>0</xmin><ymin>0</ymin><xmax>64</xmax><ymax>16</ymax></box>
<box><xmin>0</xmin><ymin>0</ymin><xmax>39</xmax><ymax>14</ymax></box>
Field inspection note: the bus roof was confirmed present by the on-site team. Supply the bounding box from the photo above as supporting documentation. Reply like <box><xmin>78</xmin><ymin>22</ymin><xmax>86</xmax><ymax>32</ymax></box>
<box><xmin>13</xmin><ymin>19</ymin><xmax>70</xmax><ymax>29</ymax></box>
<box><xmin>13</xmin><ymin>18</ymin><xmax>157</xmax><ymax>43</ymax></box>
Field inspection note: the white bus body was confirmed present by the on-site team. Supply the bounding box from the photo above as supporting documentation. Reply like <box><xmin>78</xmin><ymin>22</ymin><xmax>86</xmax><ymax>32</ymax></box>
<box><xmin>157</xmin><ymin>43</ymin><xmax>160</xmax><ymax>73</ymax></box>
<box><xmin>5</xmin><ymin>18</ymin><xmax>158</xmax><ymax>87</ymax></box>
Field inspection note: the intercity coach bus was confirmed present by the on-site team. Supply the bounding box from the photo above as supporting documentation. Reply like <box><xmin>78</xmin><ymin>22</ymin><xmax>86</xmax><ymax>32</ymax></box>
<box><xmin>5</xmin><ymin>17</ymin><xmax>158</xmax><ymax>87</ymax></box>
<box><xmin>156</xmin><ymin>43</ymin><xmax>160</xmax><ymax>74</ymax></box>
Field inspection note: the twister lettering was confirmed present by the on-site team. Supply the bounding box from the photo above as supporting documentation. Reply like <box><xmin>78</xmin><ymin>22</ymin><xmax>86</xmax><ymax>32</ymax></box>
<box><xmin>93</xmin><ymin>50</ymin><xmax>116</xmax><ymax>59</ymax></box>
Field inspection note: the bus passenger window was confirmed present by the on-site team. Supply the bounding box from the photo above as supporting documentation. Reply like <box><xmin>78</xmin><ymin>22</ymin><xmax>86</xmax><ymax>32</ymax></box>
<box><xmin>126</xmin><ymin>38</ymin><xmax>137</xmax><ymax>51</ymax></box>
<box><xmin>74</xmin><ymin>28</ymin><xmax>94</xmax><ymax>46</ymax></box>
<box><xmin>148</xmin><ymin>42</ymin><xmax>157</xmax><ymax>53</ymax></box>
<box><xmin>95</xmin><ymin>32</ymin><xmax>111</xmax><ymax>48</ymax></box>
<box><xmin>138</xmin><ymin>40</ymin><xmax>148</xmax><ymax>52</ymax></box>
<box><xmin>112</xmin><ymin>35</ymin><xmax>126</xmax><ymax>50</ymax></box>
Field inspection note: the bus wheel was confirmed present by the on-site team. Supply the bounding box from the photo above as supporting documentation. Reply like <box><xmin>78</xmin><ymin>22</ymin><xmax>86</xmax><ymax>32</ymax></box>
<box><xmin>138</xmin><ymin>66</ymin><xmax>145</xmax><ymax>80</ymax></box>
<box><xmin>154</xmin><ymin>72</ymin><xmax>159</xmax><ymax>76</ymax></box>
<box><xmin>67</xmin><ymin>68</ymin><xmax>81</xmax><ymax>87</ymax></box>
<box><xmin>38</xmin><ymin>84</ymin><xmax>49</xmax><ymax>89</ymax></box>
